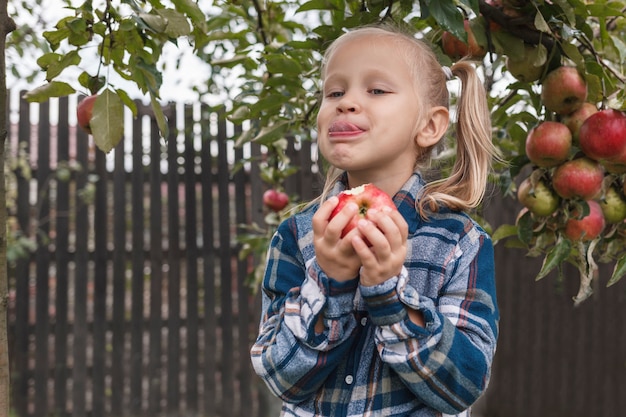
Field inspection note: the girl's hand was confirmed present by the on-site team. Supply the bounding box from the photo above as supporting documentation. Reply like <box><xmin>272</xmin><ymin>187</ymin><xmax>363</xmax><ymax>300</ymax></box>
<box><xmin>312</xmin><ymin>196</ymin><xmax>364</xmax><ymax>281</ymax></box>
<box><xmin>352</xmin><ymin>207</ymin><xmax>408</xmax><ymax>287</ymax></box>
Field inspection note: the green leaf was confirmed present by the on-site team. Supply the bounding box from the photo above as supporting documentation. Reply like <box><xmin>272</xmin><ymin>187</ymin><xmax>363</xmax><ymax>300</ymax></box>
<box><xmin>66</xmin><ymin>17</ymin><xmax>91</xmax><ymax>46</ymax></box>
<box><xmin>533</xmin><ymin>11</ymin><xmax>551</xmax><ymax>33</ymax></box>
<box><xmin>173</xmin><ymin>0</ymin><xmax>207</xmax><ymax>32</ymax></box>
<box><xmin>150</xmin><ymin>94</ymin><xmax>170</xmax><ymax>140</ymax></box>
<box><xmin>91</xmin><ymin>89</ymin><xmax>125</xmax><ymax>153</ymax></box>
<box><xmin>536</xmin><ymin>238</ymin><xmax>572</xmax><ymax>280</ymax></box>
<box><xmin>139</xmin><ymin>13</ymin><xmax>168</xmax><ymax>33</ymax></box>
<box><xmin>45</xmin><ymin>50</ymin><xmax>81</xmax><ymax>81</ymax></box>
<box><xmin>158</xmin><ymin>8</ymin><xmax>191</xmax><ymax>37</ymax></box>
<box><xmin>252</xmin><ymin>120</ymin><xmax>290</xmax><ymax>145</ymax></box>
<box><xmin>491</xmin><ymin>224</ymin><xmax>518</xmax><ymax>244</ymax></box>
<box><xmin>607</xmin><ymin>256</ymin><xmax>626</xmax><ymax>287</ymax></box>
<box><xmin>426</xmin><ymin>0</ymin><xmax>466</xmax><ymax>41</ymax></box>
<box><xmin>266</xmin><ymin>56</ymin><xmax>303</xmax><ymax>76</ymax></box>
<box><xmin>23</xmin><ymin>81</ymin><xmax>76</xmax><ymax>102</ymax></box>
<box><xmin>296</xmin><ymin>0</ymin><xmax>341</xmax><ymax>13</ymax></box>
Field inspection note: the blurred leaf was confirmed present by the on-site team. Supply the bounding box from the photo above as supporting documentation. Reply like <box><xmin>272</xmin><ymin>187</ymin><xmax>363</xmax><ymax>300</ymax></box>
<box><xmin>607</xmin><ymin>256</ymin><xmax>626</xmax><ymax>287</ymax></box>
<box><xmin>536</xmin><ymin>237</ymin><xmax>572</xmax><ymax>280</ymax></box>
<box><xmin>23</xmin><ymin>81</ymin><xmax>76</xmax><ymax>102</ymax></box>
<box><xmin>91</xmin><ymin>89</ymin><xmax>125</xmax><ymax>153</ymax></box>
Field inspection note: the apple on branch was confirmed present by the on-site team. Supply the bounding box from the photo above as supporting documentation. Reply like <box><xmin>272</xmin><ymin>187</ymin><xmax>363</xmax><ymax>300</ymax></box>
<box><xmin>517</xmin><ymin>176</ymin><xmax>560</xmax><ymax>217</ymax></box>
<box><xmin>441</xmin><ymin>19</ymin><xmax>487</xmax><ymax>60</ymax></box>
<box><xmin>578</xmin><ymin>108</ymin><xmax>626</xmax><ymax>170</ymax></box>
<box><xmin>541</xmin><ymin>66</ymin><xmax>587</xmax><ymax>116</ymax></box>
<box><xmin>77</xmin><ymin>94</ymin><xmax>98</xmax><ymax>134</ymax></box>
<box><xmin>330</xmin><ymin>183</ymin><xmax>397</xmax><ymax>238</ymax></box>
<box><xmin>263</xmin><ymin>189</ymin><xmax>289</xmax><ymax>212</ymax></box>
<box><xmin>564</xmin><ymin>200</ymin><xmax>605</xmax><ymax>241</ymax></box>
<box><xmin>552</xmin><ymin>157</ymin><xmax>604</xmax><ymax>200</ymax></box>
<box><xmin>561</xmin><ymin>102</ymin><xmax>597</xmax><ymax>144</ymax></box>
<box><xmin>525</xmin><ymin>121</ymin><xmax>572</xmax><ymax>168</ymax></box>
<box><xmin>599</xmin><ymin>185</ymin><xmax>626</xmax><ymax>224</ymax></box>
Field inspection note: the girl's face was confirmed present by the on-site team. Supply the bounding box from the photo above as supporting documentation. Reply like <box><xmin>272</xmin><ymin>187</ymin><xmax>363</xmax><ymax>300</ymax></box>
<box><xmin>317</xmin><ymin>34</ymin><xmax>428</xmax><ymax>188</ymax></box>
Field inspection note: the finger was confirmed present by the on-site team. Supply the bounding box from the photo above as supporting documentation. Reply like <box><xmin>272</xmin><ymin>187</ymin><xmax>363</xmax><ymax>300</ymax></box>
<box><xmin>312</xmin><ymin>196</ymin><xmax>339</xmax><ymax>235</ymax></box>
<box><xmin>356</xmin><ymin>218</ymin><xmax>389</xmax><ymax>252</ymax></box>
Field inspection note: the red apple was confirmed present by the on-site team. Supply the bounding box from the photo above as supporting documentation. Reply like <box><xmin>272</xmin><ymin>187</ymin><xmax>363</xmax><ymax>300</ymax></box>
<box><xmin>525</xmin><ymin>121</ymin><xmax>572</xmax><ymax>167</ymax></box>
<box><xmin>441</xmin><ymin>19</ymin><xmax>487</xmax><ymax>60</ymax></box>
<box><xmin>517</xmin><ymin>176</ymin><xmax>560</xmax><ymax>216</ymax></box>
<box><xmin>330</xmin><ymin>183</ymin><xmax>397</xmax><ymax>237</ymax></box>
<box><xmin>599</xmin><ymin>185</ymin><xmax>626</xmax><ymax>224</ymax></box>
<box><xmin>552</xmin><ymin>157</ymin><xmax>604</xmax><ymax>200</ymax></box>
<box><xmin>541</xmin><ymin>66</ymin><xmax>587</xmax><ymax>116</ymax></box>
<box><xmin>564</xmin><ymin>200</ymin><xmax>605</xmax><ymax>241</ymax></box>
<box><xmin>263</xmin><ymin>189</ymin><xmax>289</xmax><ymax>212</ymax></box>
<box><xmin>578</xmin><ymin>108</ymin><xmax>626</xmax><ymax>164</ymax></box>
<box><xmin>561</xmin><ymin>102</ymin><xmax>598</xmax><ymax>144</ymax></box>
<box><xmin>77</xmin><ymin>94</ymin><xmax>98</xmax><ymax>134</ymax></box>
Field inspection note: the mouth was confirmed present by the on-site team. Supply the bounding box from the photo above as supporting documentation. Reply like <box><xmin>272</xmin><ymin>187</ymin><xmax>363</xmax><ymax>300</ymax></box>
<box><xmin>328</xmin><ymin>121</ymin><xmax>365</xmax><ymax>136</ymax></box>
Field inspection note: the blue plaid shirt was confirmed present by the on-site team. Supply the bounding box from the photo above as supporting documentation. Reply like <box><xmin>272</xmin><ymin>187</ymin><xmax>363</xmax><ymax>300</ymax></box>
<box><xmin>251</xmin><ymin>173</ymin><xmax>499</xmax><ymax>416</ymax></box>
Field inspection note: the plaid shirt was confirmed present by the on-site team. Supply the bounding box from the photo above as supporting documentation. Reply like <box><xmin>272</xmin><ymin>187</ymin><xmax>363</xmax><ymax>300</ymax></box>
<box><xmin>251</xmin><ymin>173</ymin><xmax>499</xmax><ymax>417</ymax></box>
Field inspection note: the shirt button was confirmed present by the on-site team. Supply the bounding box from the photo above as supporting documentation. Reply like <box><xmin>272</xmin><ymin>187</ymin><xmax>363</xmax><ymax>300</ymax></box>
<box><xmin>361</xmin><ymin>317</ymin><xmax>367</xmax><ymax>326</ymax></box>
<box><xmin>345</xmin><ymin>375</ymin><xmax>353</xmax><ymax>385</ymax></box>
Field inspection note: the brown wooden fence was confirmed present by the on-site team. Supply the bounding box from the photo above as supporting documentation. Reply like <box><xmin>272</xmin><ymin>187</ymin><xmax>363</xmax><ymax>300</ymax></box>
<box><xmin>6</xmin><ymin>91</ymin><xmax>626</xmax><ymax>417</ymax></box>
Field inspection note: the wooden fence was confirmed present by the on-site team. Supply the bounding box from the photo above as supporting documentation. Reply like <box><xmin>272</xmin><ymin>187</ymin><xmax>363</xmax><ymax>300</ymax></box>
<box><xmin>6</xmin><ymin>91</ymin><xmax>626</xmax><ymax>417</ymax></box>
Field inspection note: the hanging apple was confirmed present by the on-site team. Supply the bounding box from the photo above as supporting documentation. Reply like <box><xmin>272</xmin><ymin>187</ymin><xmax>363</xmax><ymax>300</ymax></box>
<box><xmin>552</xmin><ymin>157</ymin><xmax>604</xmax><ymax>200</ymax></box>
<box><xmin>263</xmin><ymin>189</ymin><xmax>289</xmax><ymax>212</ymax></box>
<box><xmin>76</xmin><ymin>94</ymin><xmax>98</xmax><ymax>134</ymax></box>
<box><xmin>541</xmin><ymin>66</ymin><xmax>587</xmax><ymax>116</ymax></box>
<box><xmin>564</xmin><ymin>200</ymin><xmax>605</xmax><ymax>241</ymax></box>
<box><xmin>525</xmin><ymin>121</ymin><xmax>572</xmax><ymax>167</ymax></box>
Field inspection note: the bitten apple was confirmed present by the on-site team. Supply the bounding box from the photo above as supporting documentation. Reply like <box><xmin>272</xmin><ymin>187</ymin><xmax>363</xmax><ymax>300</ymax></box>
<box><xmin>552</xmin><ymin>157</ymin><xmax>604</xmax><ymax>200</ymax></box>
<box><xmin>517</xmin><ymin>177</ymin><xmax>560</xmax><ymax>216</ymax></box>
<box><xmin>263</xmin><ymin>189</ymin><xmax>289</xmax><ymax>212</ymax></box>
<box><xmin>578</xmin><ymin>108</ymin><xmax>626</xmax><ymax>165</ymax></box>
<box><xmin>564</xmin><ymin>200</ymin><xmax>605</xmax><ymax>241</ymax></box>
<box><xmin>330</xmin><ymin>183</ymin><xmax>397</xmax><ymax>237</ymax></box>
<box><xmin>525</xmin><ymin>121</ymin><xmax>572</xmax><ymax>167</ymax></box>
<box><xmin>77</xmin><ymin>94</ymin><xmax>98</xmax><ymax>134</ymax></box>
<box><xmin>541</xmin><ymin>66</ymin><xmax>587</xmax><ymax>116</ymax></box>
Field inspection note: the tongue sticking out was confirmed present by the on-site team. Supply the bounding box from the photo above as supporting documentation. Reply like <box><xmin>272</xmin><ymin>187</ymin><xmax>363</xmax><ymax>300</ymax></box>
<box><xmin>329</xmin><ymin>121</ymin><xmax>363</xmax><ymax>134</ymax></box>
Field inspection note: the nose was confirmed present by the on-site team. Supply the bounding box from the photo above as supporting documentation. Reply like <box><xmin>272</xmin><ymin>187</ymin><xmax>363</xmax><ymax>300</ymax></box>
<box><xmin>336</xmin><ymin>94</ymin><xmax>359</xmax><ymax>113</ymax></box>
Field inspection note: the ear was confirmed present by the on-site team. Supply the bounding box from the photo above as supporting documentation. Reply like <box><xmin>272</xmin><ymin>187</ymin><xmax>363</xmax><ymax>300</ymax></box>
<box><xmin>415</xmin><ymin>106</ymin><xmax>449</xmax><ymax>148</ymax></box>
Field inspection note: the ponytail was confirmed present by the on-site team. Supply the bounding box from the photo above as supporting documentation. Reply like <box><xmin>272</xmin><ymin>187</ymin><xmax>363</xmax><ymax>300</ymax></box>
<box><xmin>418</xmin><ymin>60</ymin><xmax>497</xmax><ymax>217</ymax></box>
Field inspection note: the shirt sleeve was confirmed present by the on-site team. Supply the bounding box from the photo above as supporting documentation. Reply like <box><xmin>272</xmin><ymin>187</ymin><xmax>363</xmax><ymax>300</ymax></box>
<box><xmin>359</xmin><ymin>230</ymin><xmax>499</xmax><ymax>414</ymax></box>
<box><xmin>250</xmin><ymin>218</ymin><xmax>359</xmax><ymax>403</ymax></box>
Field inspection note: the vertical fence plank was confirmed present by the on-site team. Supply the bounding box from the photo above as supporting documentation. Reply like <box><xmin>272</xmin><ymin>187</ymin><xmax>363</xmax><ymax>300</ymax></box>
<box><xmin>72</xmin><ymin>103</ymin><xmax>90</xmax><ymax>417</ymax></box>
<box><xmin>130</xmin><ymin>106</ymin><xmax>145</xmax><ymax>415</ymax></box>
<box><xmin>92</xmin><ymin>149</ymin><xmax>108</xmax><ymax>417</ymax></box>
<box><xmin>217</xmin><ymin>111</ymin><xmax>234</xmax><ymax>414</ymax></box>
<box><xmin>54</xmin><ymin>96</ymin><xmax>70</xmax><ymax>417</ymax></box>
<box><xmin>166</xmin><ymin>105</ymin><xmax>182</xmax><ymax>413</ymax></box>
<box><xmin>34</xmin><ymin>100</ymin><xmax>51</xmax><ymax>417</ymax></box>
<box><xmin>111</xmin><ymin>129</ymin><xmax>127</xmax><ymax>416</ymax></box>
<box><xmin>184</xmin><ymin>104</ymin><xmax>200</xmax><ymax>413</ymax></box>
<box><xmin>12</xmin><ymin>92</ymin><xmax>31</xmax><ymax>417</ymax></box>
<box><xmin>148</xmin><ymin>112</ymin><xmax>164</xmax><ymax>414</ymax></box>
<box><xmin>233</xmin><ymin>135</ymin><xmax>252</xmax><ymax>417</ymax></box>
<box><xmin>200</xmin><ymin>106</ymin><xmax>217</xmax><ymax>416</ymax></box>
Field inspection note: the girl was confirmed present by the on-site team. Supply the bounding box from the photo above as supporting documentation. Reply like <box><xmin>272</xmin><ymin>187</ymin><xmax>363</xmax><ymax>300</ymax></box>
<box><xmin>251</xmin><ymin>23</ymin><xmax>499</xmax><ymax>417</ymax></box>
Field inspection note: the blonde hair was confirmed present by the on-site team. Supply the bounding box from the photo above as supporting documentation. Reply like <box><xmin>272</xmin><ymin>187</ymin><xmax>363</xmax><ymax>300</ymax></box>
<box><xmin>316</xmin><ymin>24</ymin><xmax>497</xmax><ymax>217</ymax></box>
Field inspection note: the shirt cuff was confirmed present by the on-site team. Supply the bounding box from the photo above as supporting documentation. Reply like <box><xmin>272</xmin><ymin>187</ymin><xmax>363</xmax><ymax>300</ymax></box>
<box><xmin>359</xmin><ymin>270</ymin><xmax>407</xmax><ymax>326</ymax></box>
